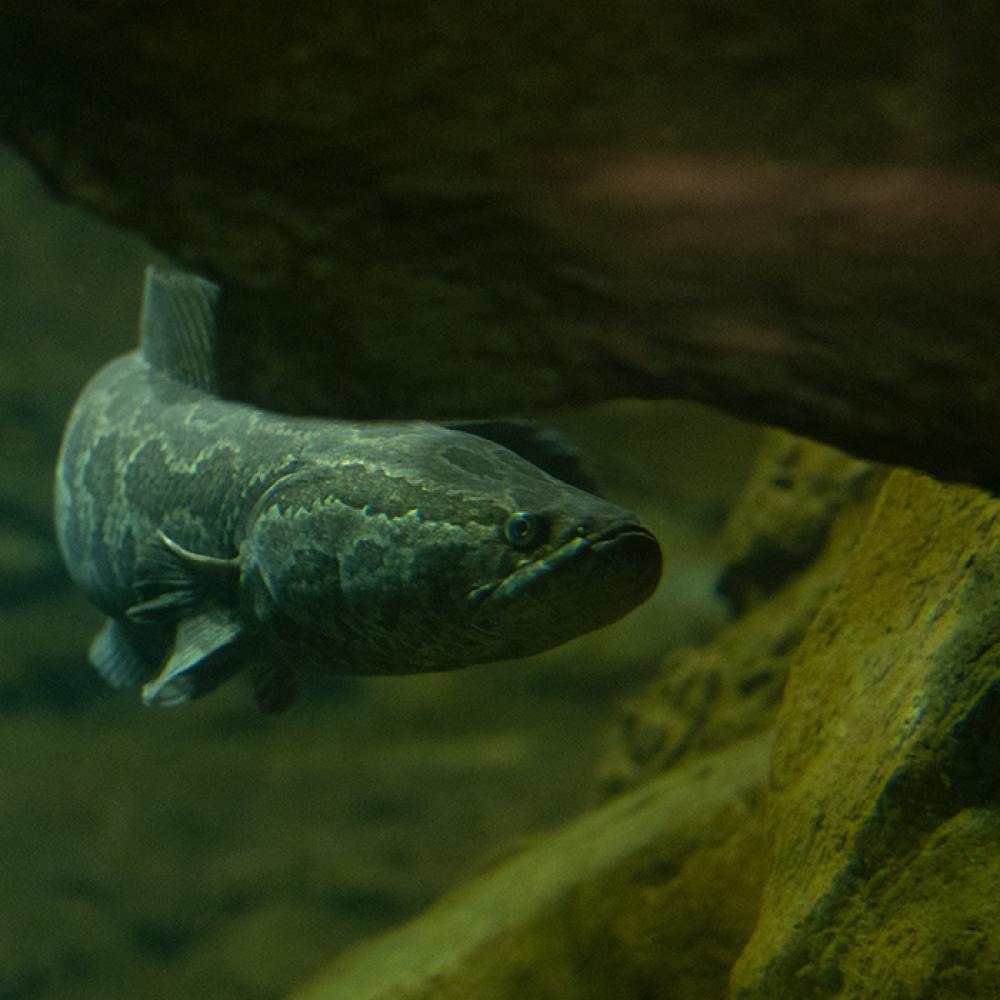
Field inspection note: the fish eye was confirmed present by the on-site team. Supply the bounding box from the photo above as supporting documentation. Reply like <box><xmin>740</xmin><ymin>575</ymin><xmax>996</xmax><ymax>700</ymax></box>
<box><xmin>503</xmin><ymin>511</ymin><xmax>546</xmax><ymax>550</ymax></box>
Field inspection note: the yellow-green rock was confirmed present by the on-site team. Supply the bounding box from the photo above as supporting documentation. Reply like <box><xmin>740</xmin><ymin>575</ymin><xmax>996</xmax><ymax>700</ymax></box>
<box><xmin>601</xmin><ymin>433</ymin><xmax>877</xmax><ymax>793</ymax></box>
<box><xmin>292</xmin><ymin>733</ymin><xmax>772</xmax><ymax>1000</ymax></box>
<box><xmin>718</xmin><ymin>430</ymin><xmax>878</xmax><ymax>613</ymax></box>
<box><xmin>732</xmin><ymin>469</ymin><xmax>1000</xmax><ymax>998</ymax></box>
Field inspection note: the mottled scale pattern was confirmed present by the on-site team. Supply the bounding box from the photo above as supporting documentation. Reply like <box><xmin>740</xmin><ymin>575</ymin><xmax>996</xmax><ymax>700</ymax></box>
<box><xmin>55</xmin><ymin>267</ymin><xmax>662</xmax><ymax>708</ymax></box>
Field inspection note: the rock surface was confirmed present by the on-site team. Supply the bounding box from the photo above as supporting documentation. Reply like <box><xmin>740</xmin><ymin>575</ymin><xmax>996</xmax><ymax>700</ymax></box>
<box><xmin>292</xmin><ymin>733</ymin><xmax>772</xmax><ymax>1000</ymax></box>
<box><xmin>601</xmin><ymin>432</ymin><xmax>879</xmax><ymax>793</ymax></box>
<box><xmin>3</xmin><ymin>5</ymin><xmax>1000</xmax><ymax>486</ymax></box>
<box><xmin>717</xmin><ymin>431</ymin><xmax>879</xmax><ymax>614</ymax></box>
<box><xmin>732</xmin><ymin>470</ymin><xmax>1000</xmax><ymax>998</ymax></box>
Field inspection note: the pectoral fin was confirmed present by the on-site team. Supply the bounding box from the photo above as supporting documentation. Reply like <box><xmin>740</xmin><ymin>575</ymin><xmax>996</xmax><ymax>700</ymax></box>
<box><xmin>141</xmin><ymin>605</ymin><xmax>245</xmax><ymax>706</ymax></box>
<box><xmin>127</xmin><ymin>531</ymin><xmax>239</xmax><ymax>624</ymax></box>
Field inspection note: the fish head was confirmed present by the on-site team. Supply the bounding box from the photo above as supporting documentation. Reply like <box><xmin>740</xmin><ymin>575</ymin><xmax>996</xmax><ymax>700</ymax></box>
<box><xmin>239</xmin><ymin>425</ymin><xmax>662</xmax><ymax>671</ymax></box>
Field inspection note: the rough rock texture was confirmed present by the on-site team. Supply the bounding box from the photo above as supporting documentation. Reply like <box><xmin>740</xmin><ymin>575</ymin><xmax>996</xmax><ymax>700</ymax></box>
<box><xmin>717</xmin><ymin>431</ymin><xmax>879</xmax><ymax>613</ymax></box>
<box><xmin>3</xmin><ymin>4</ymin><xmax>1000</xmax><ymax>487</ymax></box>
<box><xmin>601</xmin><ymin>433</ymin><xmax>879</xmax><ymax>793</ymax></box>
<box><xmin>292</xmin><ymin>733</ymin><xmax>772</xmax><ymax>1000</ymax></box>
<box><xmin>731</xmin><ymin>470</ymin><xmax>1000</xmax><ymax>999</ymax></box>
<box><xmin>601</xmin><ymin>445</ymin><xmax>1000</xmax><ymax>999</ymax></box>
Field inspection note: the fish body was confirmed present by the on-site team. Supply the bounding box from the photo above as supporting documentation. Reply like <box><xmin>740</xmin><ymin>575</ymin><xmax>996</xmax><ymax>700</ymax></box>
<box><xmin>55</xmin><ymin>267</ymin><xmax>662</xmax><ymax>709</ymax></box>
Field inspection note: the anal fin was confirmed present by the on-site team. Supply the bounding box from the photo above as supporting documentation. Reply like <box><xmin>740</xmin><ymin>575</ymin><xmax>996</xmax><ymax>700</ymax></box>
<box><xmin>250</xmin><ymin>660</ymin><xmax>298</xmax><ymax>714</ymax></box>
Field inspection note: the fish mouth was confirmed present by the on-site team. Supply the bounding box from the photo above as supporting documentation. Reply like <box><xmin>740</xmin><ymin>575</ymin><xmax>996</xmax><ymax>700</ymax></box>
<box><xmin>467</xmin><ymin>519</ymin><xmax>662</xmax><ymax>606</ymax></box>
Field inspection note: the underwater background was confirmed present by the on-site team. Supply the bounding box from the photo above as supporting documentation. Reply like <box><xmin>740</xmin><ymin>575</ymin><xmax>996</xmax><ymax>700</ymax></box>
<box><xmin>0</xmin><ymin>143</ymin><xmax>760</xmax><ymax>999</ymax></box>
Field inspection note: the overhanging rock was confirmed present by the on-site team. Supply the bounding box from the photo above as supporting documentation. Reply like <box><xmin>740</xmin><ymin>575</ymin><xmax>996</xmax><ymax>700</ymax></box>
<box><xmin>3</xmin><ymin>4</ymin><xmax>1000</xmax><ymax>487</ymax></box>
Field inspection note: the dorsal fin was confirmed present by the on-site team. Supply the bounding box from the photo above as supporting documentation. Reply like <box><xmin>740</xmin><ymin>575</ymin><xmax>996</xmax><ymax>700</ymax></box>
<box><xmin>445</xmin><ymin>419</ymin><xmax>598</xmax><ymax>493</ymax></box>
<box><xmin>138</xmin><ymin>265</ymin><xmax>222</xmax><ymax>393</ymax></box>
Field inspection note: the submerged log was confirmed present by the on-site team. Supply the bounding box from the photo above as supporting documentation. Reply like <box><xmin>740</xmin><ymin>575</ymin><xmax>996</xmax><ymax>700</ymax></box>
<box><xmin>3</xmin><ymin>2</ymin><xmax>1000</xmax><ymax>486</ymax></box>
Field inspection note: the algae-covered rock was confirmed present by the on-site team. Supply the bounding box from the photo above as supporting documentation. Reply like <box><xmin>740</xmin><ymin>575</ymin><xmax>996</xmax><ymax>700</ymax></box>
<box><xmin>292</xmin><ymin>733</ymin><xmax>772</xmax><ymax>1000</ymax></box>
<box><xmin>599</xmin><ymin>446</ymin><xmax>1000</xmax><ymax>998</ymax></box>
<box><xmin>718</xmin><ymin>430</ymin><xmax>879</xmax><ymax>613</ymax></box>
<box><xmin>731</xmin><ymin>470</ymin><xmax>1000</xmax><ymax>999</ymax></box>
<box><xmin>601</xmin><ymin>434</ymin><xmax>877</xmax><ymax>794</ymax></box>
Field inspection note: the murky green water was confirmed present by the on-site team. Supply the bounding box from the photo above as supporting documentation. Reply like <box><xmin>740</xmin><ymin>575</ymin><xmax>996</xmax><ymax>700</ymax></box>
<box><xmin>0</xmin><ymin>143</ymin><xmax>759</xmax><ymax>1000</ymax></box>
